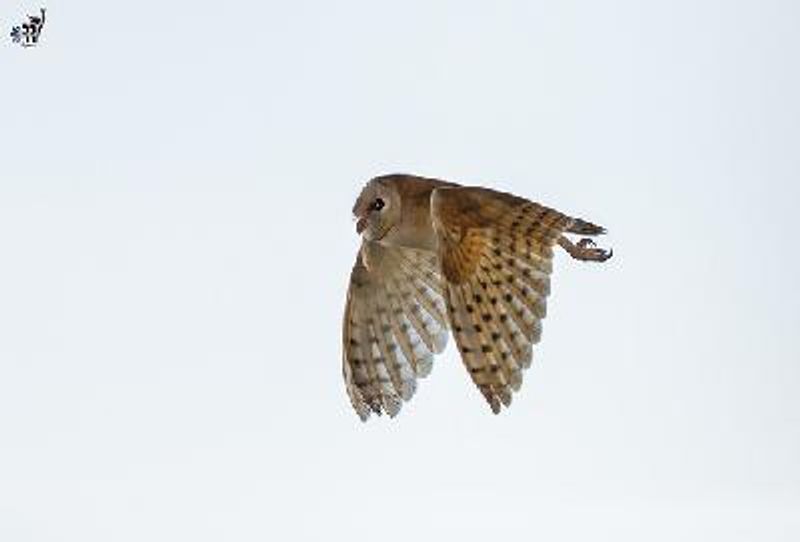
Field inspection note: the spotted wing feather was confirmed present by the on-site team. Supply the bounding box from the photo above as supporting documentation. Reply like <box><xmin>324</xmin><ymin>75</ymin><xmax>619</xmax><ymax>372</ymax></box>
<box><xmin>432</xmin><ymin>187</ymin><xmax>573</xmax><ymax>413</ymax></box>
<box><xmin>343</xmin><ymin>241</ymin><xmax>449</xmax><ymax>420</ymax></box>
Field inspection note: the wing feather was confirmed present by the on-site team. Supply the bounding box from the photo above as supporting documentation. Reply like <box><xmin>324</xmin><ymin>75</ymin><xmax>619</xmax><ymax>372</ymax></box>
<box><xmin>432</xmin><ymin>186</ymin><xmax>572</xmax><ymax>413</ymax></box>
<box><xmin>342</xmin><ymin>241</ymin><xmax>449</xmax><ymax>420</ymax></box>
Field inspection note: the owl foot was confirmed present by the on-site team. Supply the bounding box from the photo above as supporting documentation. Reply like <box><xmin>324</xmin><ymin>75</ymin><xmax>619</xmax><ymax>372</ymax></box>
<box><xmin>558</xmin><ymin>236</ymin><xmax>613</xmax><ymax>262</ymax></box>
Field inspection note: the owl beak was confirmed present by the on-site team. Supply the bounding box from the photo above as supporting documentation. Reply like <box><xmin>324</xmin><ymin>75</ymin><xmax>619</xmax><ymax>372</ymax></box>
<box><xmin>355</xmin><ymin>217</ymin><xmax>367</xmax><ymax>234</ymax></box>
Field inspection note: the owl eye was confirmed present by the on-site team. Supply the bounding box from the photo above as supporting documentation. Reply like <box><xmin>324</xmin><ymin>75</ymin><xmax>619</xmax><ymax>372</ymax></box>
<box><xmin>371</xmin><ymin>198</ymin><xmax>385</xmax><ymax>212</ymax></box>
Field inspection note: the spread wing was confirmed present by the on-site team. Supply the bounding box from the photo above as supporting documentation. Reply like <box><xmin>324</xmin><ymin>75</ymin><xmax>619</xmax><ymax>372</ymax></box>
<box><xmin>342</xmin><ymin>240</ymin><xmax>449</xmax><ymax>420</ymax></box>
<box><xmin>431</xmin><ymin>186</ymin><xmax>573</xmax><ymax>413</ymax></box>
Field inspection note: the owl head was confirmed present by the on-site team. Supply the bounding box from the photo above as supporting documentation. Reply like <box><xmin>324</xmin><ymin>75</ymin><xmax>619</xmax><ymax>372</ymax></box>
<box><xmin>352</xmin><ymin>177</ymin><xmax>402</xmax><ymax>241</ymax></box>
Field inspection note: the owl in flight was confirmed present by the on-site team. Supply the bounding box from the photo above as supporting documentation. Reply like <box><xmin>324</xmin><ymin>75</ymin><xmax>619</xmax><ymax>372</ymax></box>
<box><xmin>343</xmin><ymin>174</ymin><xmax>611</xmax><ymax>420</ymax></box>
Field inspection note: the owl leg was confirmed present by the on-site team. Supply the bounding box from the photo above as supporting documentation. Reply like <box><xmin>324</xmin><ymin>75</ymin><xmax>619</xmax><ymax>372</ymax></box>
<box><xmin>558</xmin><ymin>235</ymin><xmax>612</xmax><ymax>262</ymax></box>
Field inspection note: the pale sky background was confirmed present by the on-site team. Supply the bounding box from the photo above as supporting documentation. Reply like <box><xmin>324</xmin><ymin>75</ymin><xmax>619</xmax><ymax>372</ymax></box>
<box><xmin>1</xmin><ymin>1</ymin><xmax>798</xmax><ymax>540</ymax></box>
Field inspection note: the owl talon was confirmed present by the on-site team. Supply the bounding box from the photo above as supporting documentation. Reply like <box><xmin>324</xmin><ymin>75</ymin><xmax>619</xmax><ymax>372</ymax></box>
<box><xmin>559</xmin><ymin>236</ymin><xmax>612</xmax><ymax>262</ymax></box>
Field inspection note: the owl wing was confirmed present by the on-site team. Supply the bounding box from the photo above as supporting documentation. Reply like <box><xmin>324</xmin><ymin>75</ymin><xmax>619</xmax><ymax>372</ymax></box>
<box><xmin>342</xmin><ymin>240</ymin><xmax>449</xmax><ymax>420</ymax></box>
<box><xmin>431</xmin><ymin>186</ymin><xmax>576</xmax><ymax>413</ymax></box>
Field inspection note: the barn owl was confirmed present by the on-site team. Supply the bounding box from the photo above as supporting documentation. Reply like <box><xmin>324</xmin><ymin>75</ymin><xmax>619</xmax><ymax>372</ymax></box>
<box><xmin>342</xmin><ymin>174</ymin><xmax>611</xmax><ymax>420</ymax></box>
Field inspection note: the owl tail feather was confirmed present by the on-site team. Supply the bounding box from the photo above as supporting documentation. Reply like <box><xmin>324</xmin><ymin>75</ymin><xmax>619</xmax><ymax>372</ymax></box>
<box><xmin>567</xmin><ymin>218</ymin><xmax>606</xmax><ymax>236</ymax></box>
